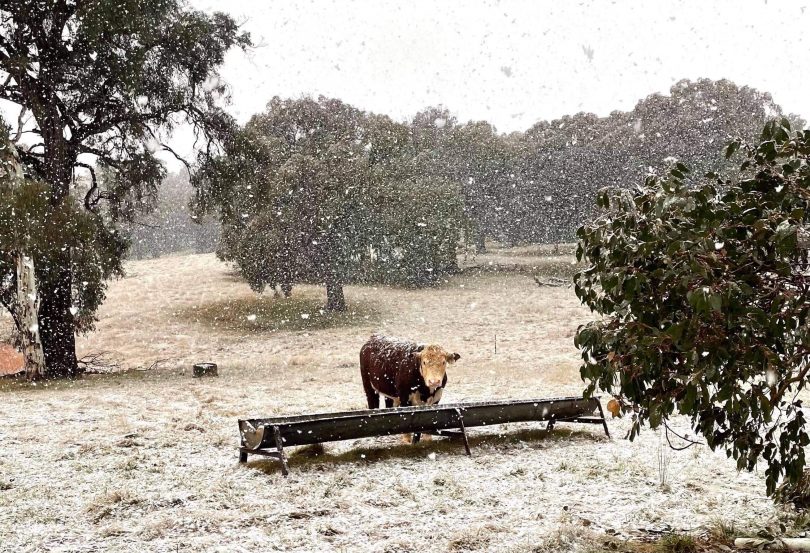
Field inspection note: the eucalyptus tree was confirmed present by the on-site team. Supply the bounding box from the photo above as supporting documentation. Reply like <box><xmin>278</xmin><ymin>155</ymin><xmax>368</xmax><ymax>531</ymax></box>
<box><xmin>194</xmin><ymin>97</ymin><xmax>464</xmax><ymax>308</ymax></box>
<box><xmin>194</xmin><ymin>96</ymin><xmax>374</xmax><ymax>312</ymax></box>
<box><xmin>0</xmin><ymin>0</ymin><xmax>249</xmax><ymax>376</ymax></box>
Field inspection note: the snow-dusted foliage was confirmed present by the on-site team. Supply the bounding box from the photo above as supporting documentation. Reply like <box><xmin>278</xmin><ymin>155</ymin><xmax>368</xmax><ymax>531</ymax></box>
<box><xmin>576</xmin><ymin>119</ymin><xmax>810</xmax><ymax>496</ymax></box>
<box><xmin>192</xmin><ymin>97</ymin><xmax>464</xmax><ymax>311</ymax></box>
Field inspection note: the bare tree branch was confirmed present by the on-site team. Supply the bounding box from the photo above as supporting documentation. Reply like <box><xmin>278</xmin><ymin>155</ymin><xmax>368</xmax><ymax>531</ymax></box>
<box><xmin>10</xmin><ymin>106</ymin><xmax>26</xmax><ymax>143</ymax></box>
<box><xmin>75</xmin><ymin>161</ymin><xmax>99</xmax><ymax>212</ymax></box>
<box><xmin>161</xmin><ymin>143</ymin><xmax>191</xmax><ymax>177</ymax></box>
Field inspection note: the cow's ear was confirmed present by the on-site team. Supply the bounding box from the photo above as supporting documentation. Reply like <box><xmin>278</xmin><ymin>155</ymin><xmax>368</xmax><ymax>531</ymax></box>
<box><xmin>446</xmin><ymin>352</ymin><xmax>460</xmax><ymax>363</ymax></box>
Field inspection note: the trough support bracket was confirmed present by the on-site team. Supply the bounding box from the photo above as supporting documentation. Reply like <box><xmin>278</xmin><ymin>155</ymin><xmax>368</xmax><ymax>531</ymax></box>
<box><xmin>595</xmin><ymin>401</ymin><xmax>611</xmax><ymax>439</ymax></box>
<box><xmin>273</xmin><ymin>425</ymin><xmax>290</xmax><ymax>476</ymax></box>
<box><xmin>545</xmin><ymin>401</ymin><xmax>611</xmax><ymax>439</ymax></box>
<box><xmin>455</xmin><ymin>408</ymin><xmax>472</xmax><ymax>456</ymax></box>
<box><xmin>414</xmin><ymin>408</ymin><xmax>472</xmax><ymax>456</ymax></box>
<box><xmin>238</xmin><ymin>425</ymin><xmax>290</xmax><ymax>476</ymax></box>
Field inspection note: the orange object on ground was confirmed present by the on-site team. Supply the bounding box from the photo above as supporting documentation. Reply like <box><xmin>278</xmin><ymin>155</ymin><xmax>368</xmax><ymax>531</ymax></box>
<box><xmin>0</xmin><ymin>343</ymin><xmax>24</xmax><ymax>377</ymax></box>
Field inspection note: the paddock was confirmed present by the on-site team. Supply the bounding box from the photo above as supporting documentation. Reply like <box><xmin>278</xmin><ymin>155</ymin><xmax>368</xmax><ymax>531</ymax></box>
<box><xmin>0</xmin><ymin>253</ymin><xmax>780</xmax><ymax>552</ymax></box>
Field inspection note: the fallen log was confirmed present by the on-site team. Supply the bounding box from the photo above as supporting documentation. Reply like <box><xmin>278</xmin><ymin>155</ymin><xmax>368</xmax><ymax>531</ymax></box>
<box><xmin>533</xmin><ymin>275</ymin><xmax>569</xmax><ymax>287</ymax></box>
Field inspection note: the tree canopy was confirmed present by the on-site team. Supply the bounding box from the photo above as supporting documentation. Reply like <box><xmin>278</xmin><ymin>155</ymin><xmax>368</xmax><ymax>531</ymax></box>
<box><xmin>574</xmin><ymin>119</ymin><xmax>810</xmax><ymax>495</ymax></box>
<box><xmin>193</xmin><ymin>96</ymin><xmax>463</xmax><ymax>311</ymax></box>
<box><xmin>0</xmin><ymin>0</ymin><xmax>249</xmax><ymax>376</ymax></box>
<box><xmin>508</xmin><ymin>79</ymin><xmax>792</xmax><ymax>244</ymax></box>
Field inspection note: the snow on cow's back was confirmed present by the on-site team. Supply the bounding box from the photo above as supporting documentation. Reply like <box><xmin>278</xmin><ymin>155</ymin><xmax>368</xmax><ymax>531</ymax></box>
<box><xmin>366</xmin><ymin>333</ymin><xmax>423</xmax><ymax>359</ymax></box>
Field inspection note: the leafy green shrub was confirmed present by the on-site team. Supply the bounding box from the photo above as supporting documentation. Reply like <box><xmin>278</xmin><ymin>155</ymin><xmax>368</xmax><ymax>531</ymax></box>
<box><xmin>575</xmin><ymin>119</ymin><xmax>810</xmax><ymax>496</ymax></box>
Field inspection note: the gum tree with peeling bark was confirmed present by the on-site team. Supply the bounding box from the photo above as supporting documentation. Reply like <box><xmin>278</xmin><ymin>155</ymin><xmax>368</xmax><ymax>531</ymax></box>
<box><xmin>0</xmin><ymin>0</ymin><xmax>249</xmax><ymax>377</ymax></box>
<box><xmin>0</xmin><ymin>123</ymin><xmax>45</xmax><ymax>378</ymax></box>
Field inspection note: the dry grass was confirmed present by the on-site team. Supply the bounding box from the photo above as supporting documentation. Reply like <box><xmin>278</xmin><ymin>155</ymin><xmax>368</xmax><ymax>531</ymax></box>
<box><xmin>0</xmin><ymin>252</ymin><xmax>783</xmax><ymax>551</ymax></box>
<box><xmin>459</xmin><ymin>242</ymin><xmax>583</xmax><ymax>281</ymax></box>
<box><xmin>181</xmin><ymin>293</ymin><xmax>380</xmax><ymax>334</ymax></box>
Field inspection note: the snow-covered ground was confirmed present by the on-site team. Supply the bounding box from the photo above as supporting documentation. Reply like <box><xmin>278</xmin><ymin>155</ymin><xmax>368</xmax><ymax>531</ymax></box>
<box><xmin>0</xmin><ymin>253</ymin><xmax>781</xmax><ymax>552</ymax></box>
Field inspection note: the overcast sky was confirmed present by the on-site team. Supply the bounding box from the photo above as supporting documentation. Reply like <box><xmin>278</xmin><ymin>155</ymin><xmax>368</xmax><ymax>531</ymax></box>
<box><xmin>186</xmin><ymin>0</ymin><xmax>808</xmax><ymax>139</ymax></box>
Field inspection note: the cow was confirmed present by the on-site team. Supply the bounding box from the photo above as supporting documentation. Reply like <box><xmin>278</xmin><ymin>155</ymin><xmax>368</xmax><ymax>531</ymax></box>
<box><xmin>359</xmin><ymin>334</ymin><xmax>460</xmax><ymax>412</ymax></box>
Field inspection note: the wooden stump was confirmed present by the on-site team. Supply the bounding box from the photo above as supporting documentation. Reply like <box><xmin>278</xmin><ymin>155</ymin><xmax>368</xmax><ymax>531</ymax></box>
<box><xmin>192</xmin><ymin>362</ymin><xmax>218</xmax><ymax>378</ymax></box>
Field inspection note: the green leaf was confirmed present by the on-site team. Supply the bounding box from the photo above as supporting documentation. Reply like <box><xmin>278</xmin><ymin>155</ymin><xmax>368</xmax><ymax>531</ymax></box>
<box><xmin>760</xmin><ymin>140</ymin><xmax>777</xmax><ymax>162</ymax></box>
<box><xmin>775</xmin><ymin>220</ymin><xmax>796</xmax><ymax>243</ymax></box>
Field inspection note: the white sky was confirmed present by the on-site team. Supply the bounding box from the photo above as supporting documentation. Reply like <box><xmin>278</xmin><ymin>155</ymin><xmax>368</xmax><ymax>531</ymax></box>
<box><xmin>7</xmin><ymin>0</ymin><xmax>810</xmax><ymax>169</ymax></box>
<box><xmin>189</xmin><ymin>0</ymin><xmax>809</xmax><ymax>138</ymax></box>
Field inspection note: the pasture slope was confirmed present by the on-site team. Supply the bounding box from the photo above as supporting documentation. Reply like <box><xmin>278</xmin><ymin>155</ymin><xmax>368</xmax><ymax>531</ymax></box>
<box><xmin>0</xmin><ymin>251</ymin><xmax>781</xmax><ymax>552</ymax></box>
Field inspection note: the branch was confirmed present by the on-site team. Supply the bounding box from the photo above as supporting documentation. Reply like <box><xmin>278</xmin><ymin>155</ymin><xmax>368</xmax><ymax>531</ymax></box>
<box><xmin>144</xmin><ymin>125</ymin><xmax>192</xmax><ymax>176</ymax></box>
<box><xmin>77</xmin><ymin>351</ymin><xmax>121</xmax><ymax>374</ymax></box>
<box><xmin>160</xmin><ymin>142</ymin><xmax>191</xmax><ymax>177</ymax></box>
<box><xmin>78</xmin><ymin>145</ymin><xmax>122</xmax><ymax>169</ymax></box>
<box><xmin>664</xmin><ymin>420</ymin><xmax>704</xmax><ymax>451</ymax></box>
<box><xmin>10</xmin><ymin>106</ymin><xmax>26</xmax><ymax>143</ymax></box>
<box><xmin>75</xmin><ymin>162</ymin><xmax>99</xmax><ymax>212</ymax></box>
<box><xmin>769</xmin><ymin>353</ymin><xmax>810</xmax><ymax>405</ymax></box>
<box><xmin>16</xmin><ymin>149</ymin><xmax>44</xmax><ymax>175</ymax></box>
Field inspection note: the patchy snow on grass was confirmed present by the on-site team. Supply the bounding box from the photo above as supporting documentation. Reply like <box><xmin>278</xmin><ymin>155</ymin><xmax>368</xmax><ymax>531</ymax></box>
<box><xmin>0</xmin><ymin>254</ymin><xmax>782</xmax><ymax>551</ymax></box>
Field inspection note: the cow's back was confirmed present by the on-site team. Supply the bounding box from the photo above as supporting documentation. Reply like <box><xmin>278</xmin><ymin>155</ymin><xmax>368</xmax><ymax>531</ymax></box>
<box><xmin>360</xmin><ymin>334</ymin><xmax>421</xmax><ymax>399</ymax></box>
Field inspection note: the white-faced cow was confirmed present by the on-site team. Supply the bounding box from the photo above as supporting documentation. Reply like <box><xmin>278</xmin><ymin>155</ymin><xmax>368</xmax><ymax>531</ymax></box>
<box><xmin>359</xmin><ymin>334</ymin><xmax>460</xmax><ymax>410</ymax></box>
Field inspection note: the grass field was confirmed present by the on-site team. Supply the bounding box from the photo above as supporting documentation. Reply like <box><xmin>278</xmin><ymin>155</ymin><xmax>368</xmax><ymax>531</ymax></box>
<box><xmin>0</xmin><ymin>250</ymin><xmax>786</xmax><ymax>552</ymax></box>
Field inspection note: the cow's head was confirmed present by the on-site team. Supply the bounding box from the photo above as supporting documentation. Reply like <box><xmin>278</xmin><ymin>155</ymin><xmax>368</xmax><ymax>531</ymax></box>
<box><xmin>413</xmin><ymin>345</ymin><xmax>459</xmax><ymax>391</ymax></box>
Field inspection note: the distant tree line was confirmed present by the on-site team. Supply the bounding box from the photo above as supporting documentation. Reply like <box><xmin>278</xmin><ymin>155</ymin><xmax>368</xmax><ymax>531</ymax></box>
<box><xmin>505</xmin><ymin>78</ymin><xmax>805</xmax><ymax>243</ymax></box>
<box><xmin>191</xmin><ymin>78</ymin><xmax>804</xmax><ymax>310</ymax></box>
<box><xmin>123</xmin><ymin>173</ymin><xmax>219</xmax><ymax>260</ymax></box>
<box><xmin>418</xmin><ymin>78</ymin><xmax>804</xmax><ymax>245</ymax></box>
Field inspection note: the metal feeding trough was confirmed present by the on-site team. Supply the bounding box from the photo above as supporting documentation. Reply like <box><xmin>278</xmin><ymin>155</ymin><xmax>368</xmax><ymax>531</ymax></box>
<box><xmin>237</xmin><ymin>396</ymin><xmax>609</xmax><ymax>475</ymax></box>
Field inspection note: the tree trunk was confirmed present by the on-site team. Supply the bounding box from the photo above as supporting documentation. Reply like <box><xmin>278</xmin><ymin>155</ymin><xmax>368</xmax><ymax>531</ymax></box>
<box><xmin>475</xmin><ymin>230</ymin><xmax>486</xmax><ymax>254</ymax></box>
<box><xmin>325</xmin><ymin>276</ymin><xmax>346</xmax><ymax>312</ymax></box>
<box><xmin>37</xmin><ymin>251</ymin><xmax>78</xmax><ymax>377</ymax></box>
<box><xmin>16</xmin><ymin>255</ymin><xmax>46</xmax><ymax>380</ymax></box>
<box><xmin>39</xmin><ymin>125</ymin><xmax>79</xmax><ymax>377</ymax></box>
<box><xmin>2</xmin><ymin>132</ymin><xmax>47</xmax><ymax>378</ymax></box>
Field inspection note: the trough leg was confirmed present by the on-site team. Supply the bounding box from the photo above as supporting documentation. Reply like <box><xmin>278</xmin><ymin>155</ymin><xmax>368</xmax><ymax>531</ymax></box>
<box><xmin>596</xmin><ymin>401</ymin><xmax>611</xmax><ymax>439</ymax></box>
<box><xmin>239</xmin><ymin>449</ymin><xmax>248</xmax><ymax>463</ymax></box>
<box><xmin>455</xmin><ymin>408</ymin><xmax>472</xmax><ymax>456</ymax></box>
<box><xmin>412</xmin><ymin>432</ymin><xmax>421</xmax><ymax>444</ymax></box>
<box><xmin>546</xmin><ymin>418</ymin><xmax>556</xmax><ymax>434</ymax></box>
<box><xmin>272</xmin><ymin>425</ymin><xmax>290</xmax><ymax>476</ymax></box>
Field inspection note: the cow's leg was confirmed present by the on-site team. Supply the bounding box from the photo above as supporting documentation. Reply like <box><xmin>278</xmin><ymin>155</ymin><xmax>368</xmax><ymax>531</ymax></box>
<box><xmin>418</xmin><ymin>388</ymin><xmax>442</xmax><ymax>441</ymax></box>
<box><xmin>410</xmin><ymin>393</ymin><xmax>432</xmax><ymax>442</ymax></box>
<box><xmin>366</xmin><ymin>390</ymin><xmax>380</xmax><ymax>410</ymax></box>
<box><xmin>361</xmin><ymin>373</ymin><xmax>379</xmax><ymax>409</ymax></box>
<box><xmin>384</xmin><ymin>397</ymin><xmax>394</xmax><ymax>408</ymax></box>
